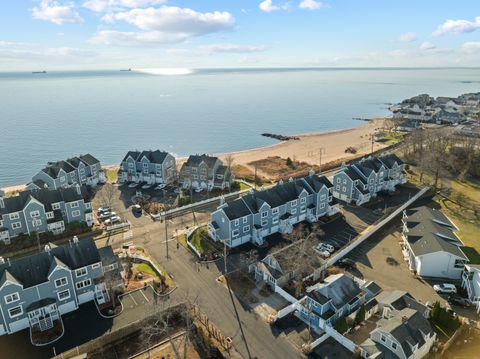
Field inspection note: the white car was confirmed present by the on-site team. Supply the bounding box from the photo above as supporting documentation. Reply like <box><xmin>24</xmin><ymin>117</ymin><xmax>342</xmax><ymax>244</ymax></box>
<box><xmin>318</xmin><ymin>243</ymin><xmax>335</xmax><ymax>253</ymax></box>
<box><xmin>104</xmin><ymin>215</ymin><xmax>121</xmax><ymax>225</ymax></box>
<box><xmin>99</xmin><ymin>211</ymin><xmax>116</xmax><ymax>220</ymax></box>
<box><xmin>141</xmin><ymin>184</ymin><xmax>152</xmax><ymax>189</ymax></box>
<box><xmin>155</xmin><ymin>184</ymin><xmax>167</xmax><ymax>190</ymax></box>
<box><xmin>318</xmin><ymin>250</ymin><xmax>330</xmax><ymax>258</ymax></box>
<box><xmin>97</xmin><ymin>206</ymin><xmax>111</xmax><ymax>214</ymax></box>
<box><xmin>128</xmin><ymin>182</ymin><xmax>139</xmax><ymax>188</ymax></box>
<box><xmin>433</xmin><ymin>283</ymin><xmax>457</xmax><ymax>294</ymax></box>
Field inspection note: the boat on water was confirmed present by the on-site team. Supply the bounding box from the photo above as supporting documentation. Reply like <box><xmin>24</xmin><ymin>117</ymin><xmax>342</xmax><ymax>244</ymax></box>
<box><xmin>32</xmin><ymin>70</ymin><xmax>47</xmax><ymax>74</ymax></box>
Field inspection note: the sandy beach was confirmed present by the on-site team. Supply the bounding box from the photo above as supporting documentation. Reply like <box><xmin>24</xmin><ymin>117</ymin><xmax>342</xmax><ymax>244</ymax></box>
<box><xmin>1</xmin><ymin>118</ymin><xmax>386</xmax><ymax>193</ymax></box>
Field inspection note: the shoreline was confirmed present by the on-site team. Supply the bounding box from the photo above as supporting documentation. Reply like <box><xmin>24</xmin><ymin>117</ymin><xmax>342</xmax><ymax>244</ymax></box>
<box><xmin>1</xmin><ymin>118</ymin><xmax>387</xmax><ymax>193</ymax></box>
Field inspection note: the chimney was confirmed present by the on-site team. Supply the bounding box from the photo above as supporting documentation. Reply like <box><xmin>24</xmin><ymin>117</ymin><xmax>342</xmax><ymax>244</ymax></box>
<box><xmin>308</xmin><ymin>170</ymin><xmax>315</xmax><ymax>177</ymax></box>
<box><xmin>0</xmin><ymin>256</ymin><xmax>4</xmax><ymax>264</ymax></box>
<box><xmin>73</xmin><ymin>236</ymin><xmax>79</xmax><ymax>245</ymax></box>
<box><xmin>44</xmin><ymin>244</ymin><xmax>51</xmax><ymax>254</ymax></box>
<box><xmin>75</xmin><ymin>184</ymin><xmax>81</xmax><ymax>196</ymax></box>
<box><xmin>288</xmin><ymin>177</ymin><xmax>293</xmax><ymax>182</ymax></box>
<box><xmin>401</xmin><ymin>316</ymin><xmax>408</xmax><ymax>324</ymax></box>
<box><xmin>7</xmin><ymin>258</ymin><xmax>10</xmax><ymax>267</ymax></box>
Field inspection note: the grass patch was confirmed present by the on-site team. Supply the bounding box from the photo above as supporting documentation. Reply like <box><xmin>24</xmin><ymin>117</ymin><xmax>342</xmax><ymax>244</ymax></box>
<box><xmin>188</xmin><ymin>226</ymin><xmax>217</xmax><ymax>255</ymax></box>
<box><xmin>461</xmin><ymin>247</ymin><xmax>480</xmax><ymax>265</ymax></box>
<box><xmin>177</xmin><ymin>233</ymin><xmax>187</xmax><ymax>248</ymax></box>
<box><xmin>377</xmin><ymin>131</ymin><xmax>405</xmax><ymax>146</ymax></box>
<box><xmin>135</xmin><ymin>262</ymin><xmax>158</xmax><ymax>278</ymax></box>
<box><xmin>105</xmin><ymin>168</ymin><xmax>118</xmax><ymax>183</ymax></box>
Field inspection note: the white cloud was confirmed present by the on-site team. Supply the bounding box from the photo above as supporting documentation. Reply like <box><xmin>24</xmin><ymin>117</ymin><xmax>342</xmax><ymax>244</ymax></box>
<box><xmin>200</xmin><ymin>44</ymin><xmax>270</xmax><ymax>54</ymax></box>
<box><xmin>433</xmin><ymin>16</ymin><xmax>480</xmax><ymax>36</ymax></box>
<box><xmin>82</xmin><ymin>0</ymin><xmax>166</xmax><ymax>13</ymax></box>
<box><xmin>89</xmin><ymin>30</ymin><xmax>189</xmax><ymax>46</ymax></box>
<box><xmin>31</xmin><ymin>0</ymin><xmax>83</xmax><ymax>25</ymax></box>
<box><xmin>104</xmin><ymin>6</ymin><xmax>235</xmax><ymax>33</ymax></box>
<box><xmin>299</xmin><ymin>0</ymin><xmax>326</xmax><ymax>10</ymax></box>
<box><xmin>419</xmin><ymin>41</ymin><xmax>435</xmax><ymax>50</ymax></box>
<box><xmin>398</xmin><ymin>32</ymin><xmax>417</xmax><ymax>42</ymax></box>
<box><xmin>259</xmin><ymin>0</ymin><xmax>286</xmax><ymax>13</ymax></box>
<box><xmin>462</xmin><ymin>42</ymin><xmax>480</xmax><ymax>53</ymax></box>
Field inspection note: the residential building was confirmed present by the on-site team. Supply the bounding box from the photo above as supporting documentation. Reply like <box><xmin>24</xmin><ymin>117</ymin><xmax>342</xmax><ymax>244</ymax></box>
<box><xmin>0</xmin><ymin>185</ymin><xmax>93</xmax><ymax>244</ymax></box>
<box><xmin>118</xmin><ymin>150</ymin><xmax>176</xmax><ymax>185</ymax></box>
<box><xmin>249</xmin><ymin>236</ymin><xmax>322</xmax><ymax>288</ymax></box>
<box><xmin>332</xmin><ymin>154</ymin><xmax>406</xmax><ymax>205</ymax></box>
<box><xmin>209</xmin><ymin>172</ymin><xmax>339</xmax><ymax>248</ymax></box>
<box><xmin>295</xmin><ymin>274</ymin><xmax>375</xmax><ymax>330</ymax></box>
<box><xmin>462</xmin><ymin>264</ymin><xmax>480</xmax><ymax>313</ymax></box>
<box><xmin>179</xmin><ymin>154</ymin><xmax>233</xmax><ymax>191</ymax></box>
<box><xmin>401</xmin><ymin>207</ymin><xmax>467</xmax><ymax>279</ymax></box>
<box><xmin>0</xmin><ymin>238</ymin><xmax>121</xmax><ymax>337</ymax></box>
<box><xmin>361</xmin><ymin>291</ymin><xmax>435</xmax><ymax>359</ymax></box>
<box><xmin>28</xmin><ymin>154</ymin><xmax>104</xmax><ymax>190</ymax></box>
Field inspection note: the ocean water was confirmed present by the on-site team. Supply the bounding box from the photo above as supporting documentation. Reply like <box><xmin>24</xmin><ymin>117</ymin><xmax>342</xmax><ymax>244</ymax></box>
<box><xmin>0</xmin><ymin>67</ymin><xmax>479</xmax><ymax>187</ymax></box>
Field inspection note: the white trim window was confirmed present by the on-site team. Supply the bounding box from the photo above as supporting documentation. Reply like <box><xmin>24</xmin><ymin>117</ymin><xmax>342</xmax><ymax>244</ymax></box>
<box><xmin>30</xmin><ymin>210</ymin><xmax>40</xmax><ymax>218</ymax></box>
<box><xmin>92</xmin><ymin>263</ymin><xmax>100</xmax><ymax>269</ymax></box>
<box><xmin>300</xmin><ymin>206</ymin><xmax>306</xmax><ymax>213</ymax></box>
<box><xmin>234</xmin><ymin>219</ymin><xmax>239</xmax><ymax>226</ymax></box>
<box><xmin>261</xmin><ymin>211</ymin><xmax>268</xmax><ymax>218</ymax></box>
<box><xmin>243</xmin><ymin>225</ymin><xmax>250</xmax><ymax>233</ymax></box>
<box><xmin>72</xmin><ymin>210</ymin><xmax>81</xmax><ymax>217</ymax></box>
<box><xmin>52</xmin><ymin>203</ymin><xmax>61</xmax><ymax>210</ymax></box>
<box><xmin>33</xmin><ymin>219</ymin><xmax>42</xmax><ymax>226</ymax></box>
<box><xmin>272</xmin><ymin>208</ymin><xmax>279</xmax><ymax>215</ymax></box>
<box><xmin>85</xmin><ymin>202</ymin><xmax>91</xmax><ymax>209</ymax></box>
<box><xmin>9</xmin><ymin>213</ymin><xmax>20</xmax><ymax>220</ymax></box>
<box><xmin>291</xmin><ymin>200</ymin><xmax>298</xmax><ymax>206</ymax></box>
<box><xmin>46</xmin><ymin>212</ymin><xmax>54</xmax><ymax>219</ymax></box>
<box><xmin>320</xmin><ymin>194</ymin><xmax>326</xmax><ymax>201</ymax></box>
<box><xmin>75</xmin><ymin>267</ymin><xmax>87</xmax><ymax>277</ymax></box>
<box><xmin>12</xmin><ymin>222</ymin><xmax>22</xmax><ymax>230</ymax></box>
<box><xmin>57</xmin><ymin>289</ymin><xmax>70</xmax><ymax>301</ymax></box>
<box><xmin>76</xmin><ymin>279</ymin><xmax>92</xmax><ymax>289</ymax></box>
<box><xmin>232</xmin><ymin>229</ymin><xmax>239</xmax><ymax>238</ymax></box>
<box><xmin>300</xmin><ymin>197</ymin><xmax>306</xmax><ymax>204</ymax></box>
<box><xmin>70</xmin><ymin>202</ymin><xmax>79</xmax><ymax>208</ymax></box>
<box><xmin>8</xmin><ymin>305</ymin><xmax>23</xmax><ymax>318</ymax></box>
<box><xmin>4</xmin><ymin>292</ymin><xmax>20</xmax><ymax>304</ymax></box>
<box><xmin>291</xmin><ymin>209</ymin><xmax>297</xmax><ymax>215</ymax></box>
<box><xmin>272</xmin><ymin>217</ymin><xmax>279</xmax><ymax>224</ymax></box>
<box><xmin>55</xmin><ymin>277</ymin><xmax>68</xmax><ymax>288</ymax></box>
<box><xmin>320</xmin><ymin>203</ymin><xmax>326</xmax><ymax>209</ymax></box>
<box><xmin>243</xmin><ymin>217</ymin><xmax>248</xmax><ymax>224</ymax></box>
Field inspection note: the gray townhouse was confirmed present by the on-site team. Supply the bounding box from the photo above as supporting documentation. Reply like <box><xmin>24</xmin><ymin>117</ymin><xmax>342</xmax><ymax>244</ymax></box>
<box><xmin>332</xmin><ymin>154</ymin><xmax>406</xmax><ymax>205</ymax></box>
<box><xmin>208</xmin><ymin>172</ymin><xmax>339</xmax><ymax>248</ymax></box>
<box><xmin>179</xmin><ymin>154</ymin><xmax>233</xmax><ymax>192</ymax></box>
<box><xmin>118</xmin><ymin>150</ymin><xmax>177</xmax><ymax>185</ymax></box>
<box><xmin>0</xmin><ymin>238</ymin><xmax>121</xmax><ymax>338</ymax></box>
<box><xmin>27</xmin><ymin>154</ymin><xmax>104</xmax><ymax>191</ymax></box>
<box><xmin>0</xmin><ymin>185</ymin><xmax>93</xmax><ymax>244</ymax></box>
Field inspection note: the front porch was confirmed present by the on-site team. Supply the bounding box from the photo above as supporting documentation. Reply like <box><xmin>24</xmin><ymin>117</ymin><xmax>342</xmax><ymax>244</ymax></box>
<box><xmin>27</xmin><ymin>298</ymin><xmax>65</xmax><ymax>346</ymax></box>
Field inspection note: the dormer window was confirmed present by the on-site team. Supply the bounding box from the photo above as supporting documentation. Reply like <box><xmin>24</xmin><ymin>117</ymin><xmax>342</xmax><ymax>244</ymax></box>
<box><xmin>261</xmin><ymin>211</ymin><xmax>268</xmax><ymax>218</ymax></box>
<box><xmin>392</xmin><ymin>342</ymin><xmax>397</xmax><ymax>350</ymax></box>
<box><xmin>234</xmin><ymin>219</ymin><xmax>239</xmax><ymax>226</ymax></box>
<box><xmin>291</xmin><ymin>200</ymin><xmax>297</xmax><ymax>206</ymax></box>
<box><xmin>300</xmin><ymin>197</ymin><xmax>306</xmax><ymax>204</ymax></box>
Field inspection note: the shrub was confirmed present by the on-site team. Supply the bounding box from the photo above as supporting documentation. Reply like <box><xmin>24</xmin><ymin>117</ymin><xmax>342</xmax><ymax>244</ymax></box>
<box><xmin>355</xmin><ymin>304</ymin><xmax>366</xmax><ymax>324</ymax></box>
<box><xmin>333</xmin><ymin>316</ymin><xmax>348</xmax><ymax>334</ymax></box>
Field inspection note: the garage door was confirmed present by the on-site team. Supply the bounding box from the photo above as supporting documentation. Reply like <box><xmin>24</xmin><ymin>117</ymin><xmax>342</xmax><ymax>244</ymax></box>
<box><xmin>299</xmin><ymin>214</ymin><xmax>306</xmax><ymax>222</ymax></box>
<box><xmin>9</xmin><ymin>318</ymin><xmax>29</xmax><ymax>333</ymax></box>
<box><xmin>340</xmin><ymin>194</ymin><xmax>347</xmax><ymax>201</ymax></box>
<box><xmin>271</xmin><ymin>225</ymin><xmax>279</xmax><ymax>234</ymax></box>
<box><xmin>77</xmin><ymin>291</ymin><xmax>94</xmax><ymax>304</ymax></box>
<box><xmin>58</xmin><ymin>301</ymin><xmax>77</xmax><ymax>315</ymax></box>
<box><xmin>241</xmin><ymin>235</ymin><xmax>250</xmax><ymax>245</ymax></box>
<box><xmin>231</xmin><ymin>237</ymin><xmax>242</xmax><ymax>247</ymax></box>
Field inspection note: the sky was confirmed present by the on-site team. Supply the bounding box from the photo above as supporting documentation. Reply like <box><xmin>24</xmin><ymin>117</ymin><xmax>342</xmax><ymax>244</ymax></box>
<box><xmin>0</xmin><ymin>0</ymin><xmax>480</xmax><ymax>70</ymax></box>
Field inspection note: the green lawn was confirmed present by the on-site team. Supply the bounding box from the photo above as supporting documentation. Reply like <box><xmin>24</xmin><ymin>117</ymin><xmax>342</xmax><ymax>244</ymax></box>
<box><xmin>188</xmin><ymin>226</ymin><xmax>217</xmax><ymax>254</ymax></box>
<box><xmin>135</xmin><ymin>262</ymin><xmax>158</xmax><ymax>278</ymax></box>
<box><xmin>239</xmin><ymin>182</ymin><xmax>252</xmax><ymax>190</ymax></box>
<box><xmin>461</xmin><ymin>247</ymin><xmax>480</xmax><ymax>265</ymax></box>
<box><xmin>378</xmin><ymin>131</ymin><xmax>405</xmax><ymax>145</ymax></box>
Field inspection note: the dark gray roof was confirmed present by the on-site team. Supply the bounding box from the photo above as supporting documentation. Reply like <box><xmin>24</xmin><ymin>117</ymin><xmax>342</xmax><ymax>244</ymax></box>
<box><xmin>404</xmin><ymin>207</ymin><xmax>465</xmax><ymax>258</ymax></box>
<box><xmin>378</xmin><ymin>308</ymin><xmax>433</xmax><ymax>358</ymax></box>
<box><xmin>378</xmin><ymin>153</ymin><xmax>404</xmax><ymax>168</ymax></box>
<box><xmin>0</xmin><ymin>186</ymin><xmax>91</xmax><ymax>215</ymax></box>
<box><xmin>359</xmin><ymin>157</ymin><xmax>386</xmax><ymax>173</ymax></box>
<box><xmin>376</xmin><ymin>290</ymin><xmax>427</xmax><ymax>314</ymax></box>
<box><xmin>26</xmin><ymin>298</ymin><xmax>56</xmax><ymax>312</ymax></box>
<box><xmin>98</xmin><ymin>246</ymin><xmax>119</xmax><ymax>267</ymax></box>
<box><xmin>223</xmin><ymin>198</ymin><xmax>252</xmax><ymax>220</ymax></box>
<box><xmin>353</xmin><ymin>163</ymin><xmax>375</xmax><ymax>177</ymax></box>
<box><xmin>302</xmin><ymin>174</ymin><xmax>333</xmax><ymax>192</ymax></box>
<box><xmin>42</xmin><ymin>160</ymin><xmax>76</xmax><ymax>178</ymax></box>
<box><xmin>0</xmin><ymin>238</ymin><xmax>104</xmax><ymax>288</ymax></box>
<box><xmin>139</xmin><ymin>150</ymin><xmax>170</xmax><ymax>164</ymax></box>
<box><xmin>342</xmin><ymin>166</ymin><xmax>367</xmax><ymax>183</ymax></box>
<box><xmin>122</xmin><ymin>151</ymin><xmax>141</xmax><ymax>162</ymax></box>
<box><xmin>365</xmin><ymin>281</ymin><xmax>382</xmax><ymax>296</ymax></box>
<box><xmin>79</xmin><ymin>153</ymin><xmax>100</xmax><ymax>166</ymax></box>
<box><xmin>185</xmin><ymin>154</ymin><xmax>219</xmax><ymax>168</ymax></box>
<box><xmin>307</xmin><ymin>274</ymin><xmax>363</xmax><ymax>310</ymax></box>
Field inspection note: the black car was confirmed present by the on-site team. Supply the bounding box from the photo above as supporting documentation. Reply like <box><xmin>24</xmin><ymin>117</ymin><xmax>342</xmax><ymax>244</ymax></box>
<box><xmin>337</xmin><ymin>258</ymin><xmax>356</xmax><ymax>270</ymax></box>
<box><xmin>448</xmin><ymin>295</ymin><xmax>470</xmax><ymax>308</ymax></box>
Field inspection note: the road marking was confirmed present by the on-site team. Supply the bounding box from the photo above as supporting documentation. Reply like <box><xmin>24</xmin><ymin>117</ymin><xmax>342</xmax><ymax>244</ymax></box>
<box><xmin>139</xmin><ymin>289</ymin><xmax>150</xmax><ymax>302</ymax></box>
<box><xmin>129</xmin><ymin>293</ymin><xmax>138</xmax><ymax>305</ymax></box>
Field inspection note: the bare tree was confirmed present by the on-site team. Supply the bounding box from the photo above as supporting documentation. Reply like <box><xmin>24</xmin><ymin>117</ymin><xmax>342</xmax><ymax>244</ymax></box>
<box><xmin>224</xmin><ymin>153</ymin><xmax>235</xmax><ymax>172</ymax></box>
<box><xmin>97</xmin><ymin>182</ymin><xmax>117</xmax><ymax>211</ymax></box>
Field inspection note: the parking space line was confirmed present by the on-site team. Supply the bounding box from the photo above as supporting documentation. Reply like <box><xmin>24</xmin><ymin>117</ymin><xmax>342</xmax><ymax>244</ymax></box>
<box><xmin>129</xmin><ymin>293</ymin><xmax>138</xmax><ymax>305</ymax></box>
<box><xmin>139</xmin><ymin>289</ymin><xmax>150</xmax><ymax>302</ymax></box>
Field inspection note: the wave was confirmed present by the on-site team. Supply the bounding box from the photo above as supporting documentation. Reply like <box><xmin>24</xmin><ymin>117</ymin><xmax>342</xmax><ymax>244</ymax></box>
<box><xmin>133</xmin><ymin>68</ymin><xmax>193</xmax><ymax>76</ymax></box>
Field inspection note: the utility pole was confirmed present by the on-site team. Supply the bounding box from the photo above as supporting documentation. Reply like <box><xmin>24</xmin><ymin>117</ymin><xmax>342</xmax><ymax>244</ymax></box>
<box><xmin>164</xmin><ymin>209</ymin><xmax>169</xmax><ymax>259</ymax></box>
<box><xmin>371</xmin><ymin>133</ymin><xmax>375</xmax><ymax>154</ymax></box>
<box><xmin>254</xmin><ymin>165</ymin><xmax>257</xmax><ymax>190</ymax></box>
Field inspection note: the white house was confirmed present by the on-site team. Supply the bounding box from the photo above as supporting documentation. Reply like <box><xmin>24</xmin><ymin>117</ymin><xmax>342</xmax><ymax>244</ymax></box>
<box><xmin>462</xmin><ymin>264</ymin><xmax>480</xmax><ymax>313</ymax></box>
<box><xmin>401</xmin><ymin>207</ymin><xmax>467</xmax><ymax>279</ymax></box>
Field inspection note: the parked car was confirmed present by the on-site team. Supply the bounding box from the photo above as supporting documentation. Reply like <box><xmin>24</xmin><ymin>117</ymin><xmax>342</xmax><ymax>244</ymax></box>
<box><xmin>132</xmin><ymin>204</ymin><xmax>142</xmax><ymax>214</ymax></box>
<box><xmin>97</xmin><ymin>206</ymin><xmax>111</xmax><ymax>215</ymax></box>
<box><xmin>155</xmin><ymin>183</ymin><xmax>167</xmax><ymax>190</ymax></box>
<box><xmin>318</xmin><ymin>250</ymin><xmax>330</xmax><ymax>258</ymax></box>
<box><xmin>99</xmin><ymin>211</ymin><xmax>116</xmax><ymax>220</ymax></box>
<box><xmin>337</xmin><ymin>258</ymin><xmax>356</xmax><ymax>270</ymax></box>
<box><xmin>141</xmin><ymin>184</ymin><xmax>152</xmax><ymax>189</ymax></box>
<box><xmin>318</xmin><ymin>243</ymin><xmax>335</xmax><ymax>253</ymax></box>
<box><xmin>128</xmin><ymin>182</ymin><xmax>139</xmax><ymax>188</ymax></box>
<box><xmin>433</xmin><ymin>283</ymin><xmax>457</xmax><ymax>295</ymax></box>
<box><xmin>448</xmin><ymin>295</ymin><xmax>470</xmax><ymax>308</ymax></box>
<box><xmin>104</xmin><ymin>216</ymin><xmax>121</xmax><ymax>225</ymax></box>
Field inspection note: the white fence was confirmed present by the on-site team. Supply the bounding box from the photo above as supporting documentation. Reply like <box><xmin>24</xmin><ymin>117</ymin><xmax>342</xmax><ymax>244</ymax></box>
<box><xmin>274</xmin><ymin>285</ymin><xmax>298</xmax><ymax>304</ymax></box>
<box><xmin>106</xmin><ymin>220</ymin><xmax>131</xmax><ymax>232</ymax></box>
